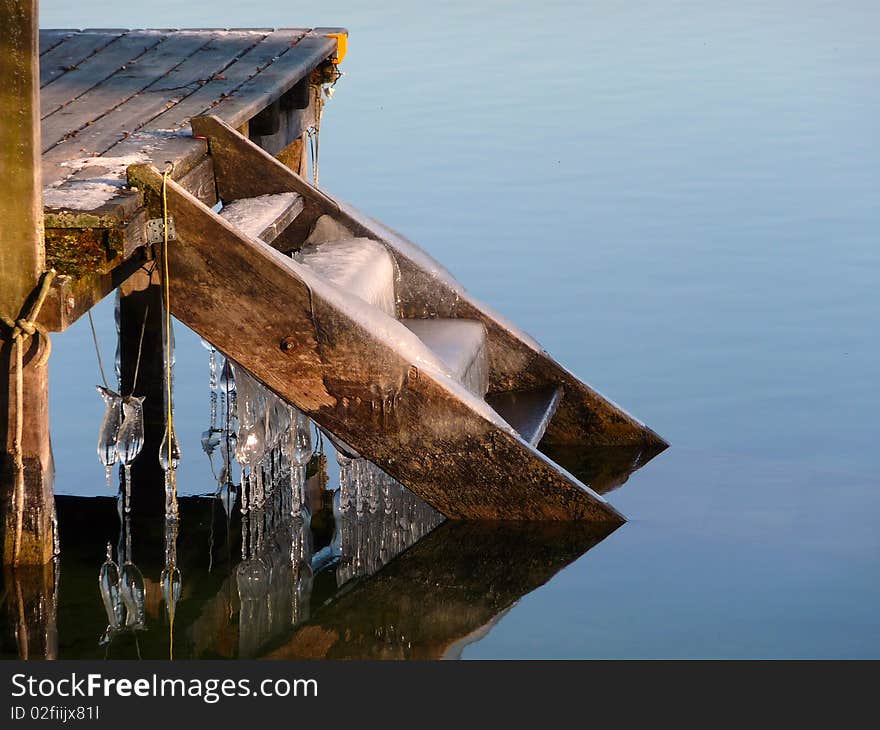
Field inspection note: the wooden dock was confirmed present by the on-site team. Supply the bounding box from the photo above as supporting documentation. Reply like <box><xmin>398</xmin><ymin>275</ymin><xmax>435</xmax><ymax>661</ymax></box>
<box><xmin>1</xmin><ymin>8</ymin><xmax>666</xmax><ymax>569</ymax></box>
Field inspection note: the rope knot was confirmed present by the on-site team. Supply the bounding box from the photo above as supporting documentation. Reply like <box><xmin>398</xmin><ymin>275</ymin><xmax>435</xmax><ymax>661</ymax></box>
<box><xmin>15</xmin><ymin>319</ymin><xmax>37</xmax><ymax>337</ymax></box>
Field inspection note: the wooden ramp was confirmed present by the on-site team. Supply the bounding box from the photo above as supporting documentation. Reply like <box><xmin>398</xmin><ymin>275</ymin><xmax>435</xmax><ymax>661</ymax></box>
<box><xmin>127</xmin><ymin>116</ymin><xmax>667</xmax><ymax>523</ymax></box>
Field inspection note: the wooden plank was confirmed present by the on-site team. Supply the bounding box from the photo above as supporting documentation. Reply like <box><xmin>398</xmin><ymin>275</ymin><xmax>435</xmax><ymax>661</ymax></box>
<box><xmin>0</xmin><ymin>0</ymin><xmax>54</xmax><ymax>566</ymax></box>
<box><xmin>40</xmin><ymin>31</ymin><xmax>260</xmax><ymax>170</ymax></box>
<box><xmin>194</xmin><ymin>115</ymin><xmax>667</xmax><ymax>450</ymax></box>
<box><xmin>486</xmin><ymin>386</ymin><xmax>562</xmax><ymax>446</ymax></box>
<box><xmin>42</xmin><ymin>133</ymin><xmax>207</xmax><ymax>216</ymax></box>
<box><xmin>41</xmin><ymin>32</ymin><xmax>215</xmax><ymax>152</ymax></box>
<box><xmin>39</xmin><ymin>30</ymin><xmax>124</xmax><ymax>87</ymax></box>
<box><xmin>207</xmin><ymin>34</ymin><xmax>336</xmax><ymax>130</ymax></box>
<box><xmin>39</xmin><ymin>30</ymin><xmax>164</xmax><ymax>121</ymax></box>
<box><xmin>144</xmin><ymin>29</ymin><xmax>307</xmax><ymax>131</ymax></box>
<box><xmin>38</xmin><ymin>29</ymin><xmax>75</xmax><ymax>56</ymax></box>
<box><xmin>176</xmin><ymin>155</ymin><xmax>217</xmax><ymax>206</ymax></box>
<box><xmin>37</xmin><ymin>250</ymin><xmax>148</xmax><ymax>332</ymax></box>
<box><xmin>128</xmin><ymin>162</ymin><xmax>624</xmax><ymax>522</ymax></box>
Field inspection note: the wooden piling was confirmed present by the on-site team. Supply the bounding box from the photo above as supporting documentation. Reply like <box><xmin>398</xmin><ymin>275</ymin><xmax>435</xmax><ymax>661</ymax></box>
<box><xmin>0</xmin><ymin>0</ymin><xmax>55</xmax><ymax>565</ymax></box>
<box><xmin>118</xmin><ymin>270</ymin><xmax>167</xmax><ymax>515</ymax></box>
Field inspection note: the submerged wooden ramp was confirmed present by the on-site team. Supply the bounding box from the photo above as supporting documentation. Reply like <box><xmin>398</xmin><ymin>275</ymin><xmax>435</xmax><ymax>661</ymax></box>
<box><xmin>127</xmin><ymin>116</ymin><xmax>666</xmax><ymax>523</ymax></box>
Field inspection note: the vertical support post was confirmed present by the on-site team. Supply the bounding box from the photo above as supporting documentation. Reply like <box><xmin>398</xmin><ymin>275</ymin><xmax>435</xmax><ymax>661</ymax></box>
<box><xmin>0</xmin><ymin>1</ymin><xmax>55</xmax><ymax>566</ymax></box>
<box><xmin>118</xmin><ymin>271</ymin><xmax>166</xmax><ymax>516</ymax></box>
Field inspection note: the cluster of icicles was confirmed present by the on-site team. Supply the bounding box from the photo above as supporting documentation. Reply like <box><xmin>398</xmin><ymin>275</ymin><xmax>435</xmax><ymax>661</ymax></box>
<box><xmin>235</xmin><ymin>474</ymin><xmax>314</xmax><ymax>658</ymax></box>
<box><xmin>199</xmin><ymin>342</ymin><xmax>313</xmax><ymax>521</ymax></box>
<box><xmin>334</xmin><ymin>458</ymin><xmax>443</xmax><ymax>586</ymax></box>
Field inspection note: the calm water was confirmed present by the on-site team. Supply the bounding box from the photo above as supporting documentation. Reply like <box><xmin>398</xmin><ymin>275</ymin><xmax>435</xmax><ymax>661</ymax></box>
<box><xmin>27</xmin><ymin>1</ymin><xmax>880</xmax><ymax>658</ymax></box>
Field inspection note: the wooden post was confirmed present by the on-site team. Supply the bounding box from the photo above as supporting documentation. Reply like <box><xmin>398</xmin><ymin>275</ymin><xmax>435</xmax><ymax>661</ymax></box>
<box><xmin>118</xmin><ymin>271</ymin><xmax>166</xmax><ymax>516</ymax></box>
<box><xmin>0</xmin><ymin>0</ymin><xmax>55</xmax><ymax>565</ymax></box>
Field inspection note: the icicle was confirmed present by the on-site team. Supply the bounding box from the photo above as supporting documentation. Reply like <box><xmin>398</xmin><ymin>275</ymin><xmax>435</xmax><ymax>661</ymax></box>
<box><xmin>98</xmin><ymin>543</ymin><xmax>124</xmax><ymax>632</ymax></box>
<box><xmin>116</xmin><ymin>395</ymin><xmax>145</xmax><ymax>512</ymax></box>
<box><xmin>159</xmin><ymin>426</ymin><xmax>181</xmax><ymax>471</ymax></box>
<box><xmin>96</xmin><ymin>386</ymin><xmax>123</xmax><ymax>487</ymax></box>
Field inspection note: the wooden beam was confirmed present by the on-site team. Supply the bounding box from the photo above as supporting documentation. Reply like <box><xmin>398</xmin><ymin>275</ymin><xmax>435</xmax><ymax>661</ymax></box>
<box><xmin>191</xmin><ymin>115</ymin><xmax>667</xmax><ymax>449</ymax></box>
<box><xmin>127</xmin><ymin>162</ymin><xmax>624</xmax><ymax>522</ymax></box>
<box><xmin>0</xmin><ymin>0</ymin><xmax>55</xmax><ymax>565</ymax></box>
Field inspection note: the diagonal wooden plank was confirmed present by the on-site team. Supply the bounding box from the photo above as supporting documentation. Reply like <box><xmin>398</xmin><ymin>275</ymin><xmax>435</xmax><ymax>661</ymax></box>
<box><xmin>144</xmin><ymin>28</ymin><xmax>307</xmax><ymax>131</ymax></box>
<box><xmin>39</xmin><ymin>30</ymin><xmax>124</xmax><ymax>87</ymax></box>
<box><xmin>41</xmin><ymin>32</ymin><xmax>215</xmax><ymax>152</ymax></box>
<box><xmin>38</xmin><ymin>29</ymin><xmax>75</xmax><ymax>56</ymax></box>
<box><xmin>40</xmin><ymin>30</ymin><xmax>164</xmax><ymax>120</ymax></box>
<box><xmin>128</xmin><ymin>161</ymin><xmax>625</xmax><ymax>522</ymax></box>
<box><xmin>40</xmin><ymin>31</ymin><xmax>262</xmax><ymax>173</ymax></box>
<box><xmin>205</xmin><ymin>33</ymin><xmax>336</xmax><ymax>130</ymax></box>
<box><xmin>194</xmin><ymin>115</ymin><xmax>668</xmax><ymax>451</ymax></box>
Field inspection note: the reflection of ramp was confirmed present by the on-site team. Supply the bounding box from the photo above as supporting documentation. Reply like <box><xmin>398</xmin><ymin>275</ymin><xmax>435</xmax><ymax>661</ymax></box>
<box><xmin>128</xmin><ymin>116</ymin><xmax>665</xmax><ymax>521</ymax></box>
<box><xmin>261</xmin><ymin>521</ymin><xmax>618</xmax><ymax>660</ymax></box>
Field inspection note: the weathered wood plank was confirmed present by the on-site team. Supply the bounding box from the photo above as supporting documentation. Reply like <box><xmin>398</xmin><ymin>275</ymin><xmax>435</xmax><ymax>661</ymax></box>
<box><xmin>41</xmin><ymin>32</ymin><xmax>215</xmax><ymax>153</ymax></box>
<box><xmin>39</xmin><ymin>30</ymin><xmax>123</xmax><ymax>87</ymax></box>
<box><xmin>37</xmin><ymin>249</ymin><xmax>148</xmax><ymax>332</ymax></box>
<box><xmin>40</xmin><ymin>31</ymin><xmax>259</xmax><ymax>172</ymax></box>
<box><xmin>144</xmin><ymin>29</ymin><xmax>307</xmax><ymax>132</ymax></box>
<box><xmin>0</xmin><ymin>0</ymin><xmax>54</xmax><ymax>566</ymax></box>
<box><xmin>127</xmin><ymin>162</ymin><xmax>623</xmax><ymax>522</ymax></box>
<box><xmin>207</xmin><ymin>34</ymin><xmax>336</xmax><ymax>130</ymax></box>
<box><xmin>42</xmin><ymin>132</ymin><xmax>206</xmax><ymax>204</ymax></box>
<box><xmin>39</xmin><ymin>30</ymin><xmax>164</xmax><ymax>121</ymax></box>
<box><xmin>176</xmin><ymin>155</ymin><xmax>217</xmax><ymax>206</ymax></box>
<box><xmin>193</xmin><ymin>114</ymin><xmax>666</xmax><ymax>449</ymax></box>
<box><xmin>486</xmin><ymin>386</ymin><xmax>562</xmax><ymax>447</ymax></box>
<box><xmin>38</xmin><ymin>29</ymin><xmax>75</xmax><ymax>56</ymax></box>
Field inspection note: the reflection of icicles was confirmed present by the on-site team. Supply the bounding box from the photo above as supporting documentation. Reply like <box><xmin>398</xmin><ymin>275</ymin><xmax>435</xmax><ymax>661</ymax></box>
<box><xmin>335</xmin><ymin>459</ymin><xmax>443</xmax><ymax>588</ymax></box>
<box><xmin>96</xmin><ymin>386</ymin><xmax>123</xmax><ymax>487</ymax></box>
<box><xmin>161</xmin><ymin>518</ymin><xmax>181</xmax><ymax>629</ymax></box>
<box><xmin>98</xmin><ymin>543</ymin><xmax>124</xmax><ymax>636</ymax></box>
<box><xmin>119</xmin><ymin>562</ymin><xmax>146</xmax><ymax>630</ymax></box>
<box><xmin>236</xmin><ymin>473</ymin><xmax>315</xmax><ymax>656</ymax></box>
<box><xmin>163</xmin><ymin>469</ymin><xmax>178</xmax><ymax>521</ymax></box>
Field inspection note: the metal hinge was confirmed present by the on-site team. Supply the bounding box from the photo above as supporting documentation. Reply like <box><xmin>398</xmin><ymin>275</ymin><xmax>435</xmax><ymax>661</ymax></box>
<box><xmin>146</xmin><ymin>217</ymin><xmax>177</xmax><ymax>244</ymax></box>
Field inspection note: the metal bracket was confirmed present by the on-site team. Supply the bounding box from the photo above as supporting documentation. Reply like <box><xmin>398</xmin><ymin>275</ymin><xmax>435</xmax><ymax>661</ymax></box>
<box><xmin>146</xmin><ymin>217</ymin><xmax>177</xmax><ymax>244</ymax></box>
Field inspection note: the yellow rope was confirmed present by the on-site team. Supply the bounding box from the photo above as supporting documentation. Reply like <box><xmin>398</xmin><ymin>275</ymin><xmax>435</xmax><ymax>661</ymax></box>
<box><xmin>161</xmin><ymin>164</ymin><xmax>178</xmax><ymax>522</ymax></box>
<box><xmin>1</xmin><ymin>269</ymin><xmax>56</xmax><ymax>566</ymax></box>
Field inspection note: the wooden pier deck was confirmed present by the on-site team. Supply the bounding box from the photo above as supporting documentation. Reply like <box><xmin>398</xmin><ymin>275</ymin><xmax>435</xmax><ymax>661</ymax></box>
<box><xmin>37</xmin><ymin>27</ymin><xmax>344</xmax><ymax>330</ymax></box>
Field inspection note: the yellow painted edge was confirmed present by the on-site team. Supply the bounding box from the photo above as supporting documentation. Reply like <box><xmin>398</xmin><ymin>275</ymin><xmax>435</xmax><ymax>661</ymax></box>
<box><xmin>326</xmin><ymin>32</ymin><xmax>348</xmax><ymax>64</ymax></box>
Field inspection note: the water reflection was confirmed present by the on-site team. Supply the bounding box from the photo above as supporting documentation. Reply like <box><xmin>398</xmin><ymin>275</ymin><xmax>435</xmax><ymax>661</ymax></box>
<box><xmin>0</xmin><ymin>352</ymin><xmax>657</xmax><ymax>659</ymax></box>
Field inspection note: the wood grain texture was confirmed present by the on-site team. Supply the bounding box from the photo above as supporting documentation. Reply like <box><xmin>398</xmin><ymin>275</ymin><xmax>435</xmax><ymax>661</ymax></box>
<box><xmin>0</xmin><ymin>0</ymin><xmax>54</xmax><ymax>565</ymax></box>
<box><xmin>207</xmin><ymin>34</ymin><xmax>335</xmax><ymax>130</ymax></box>
<box><xmin>38</xmin><ymin>30</ymin><xmax>123</xmax><ymax>87</ymax></box>
<box><xmin>41</xmin><ymin>32</ymin><xmax>213</xmax><ymax>152</ymax></box>
<box><xmin>144</xmin><ymin>29</ymin><xmax>307</xmax><ymax>132</ymax></box>
<box><xmin>127</xmin><ymin>162</ymin><xmax>624</xmax><ymax>522</ymax></box>
<box><xmin>193</xmin><ymin>115</ymin><xmax>667</xmax><ymax>450</ymax></box>
<box><xmin>40</xmin><ymin>30</ymin><xmax>163</xmax><ymax>121</ymax></box>
<box><xmin>40</xmin><ymin>31</ymin><xmax>261</xmax><ymax>173</ymax></box>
